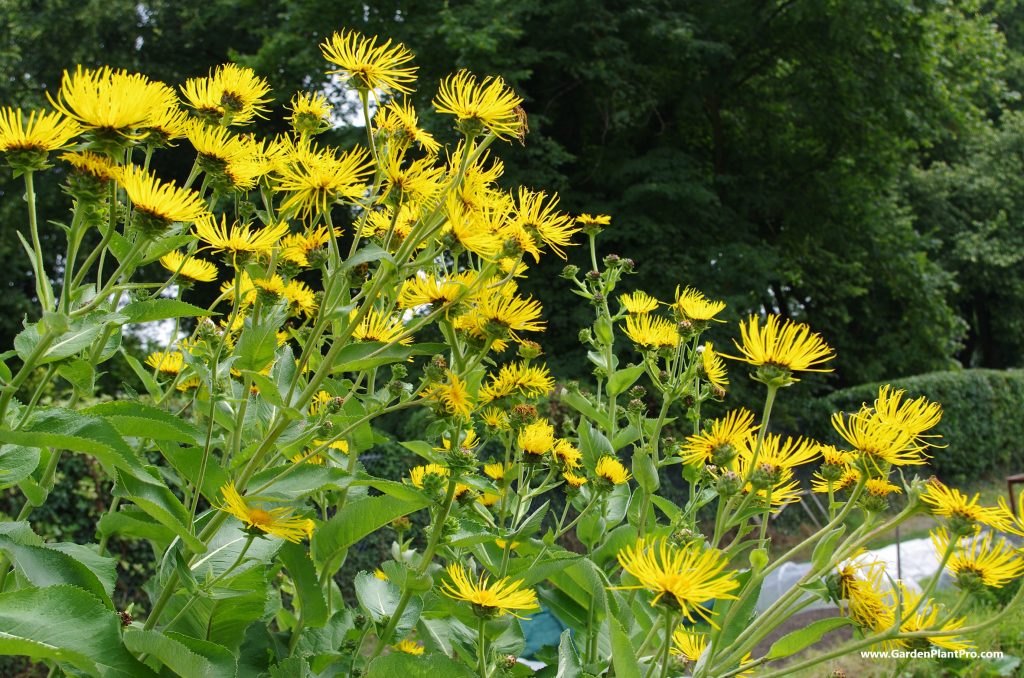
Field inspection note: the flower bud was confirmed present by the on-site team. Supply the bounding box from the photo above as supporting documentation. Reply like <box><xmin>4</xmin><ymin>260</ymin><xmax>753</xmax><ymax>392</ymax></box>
<box><xmin>716</xmin><ymin>471</ymin><xmax>743</xmax><ymax>498</ymax></box>
<box><xmin>561</xmin><ymin>264</ymin><xmax>580</xmax><ymax>279</ymax></box>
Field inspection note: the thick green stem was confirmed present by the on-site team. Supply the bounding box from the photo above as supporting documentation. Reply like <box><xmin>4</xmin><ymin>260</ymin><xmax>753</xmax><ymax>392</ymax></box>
<box><xmin>24</xmin><ymin>172</ymin><xmax>52</xmax><ymax>310</ymax></box>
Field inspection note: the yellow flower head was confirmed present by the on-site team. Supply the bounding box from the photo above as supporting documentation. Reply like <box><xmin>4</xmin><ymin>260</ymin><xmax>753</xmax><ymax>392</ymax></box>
<box><xmin>893</xmin><ymin>583</ymin><xmax>972</xmax><ymax>651</ymax></box>
<box><xmin>283</xmin><ymin>280</ymin><xmax>318</xmax><ymax>318</ymax></box>
<box><xmin>60</xmin><ymin>151</ymin><xmax>118</xmax><ymax>182</ymax></box>
<box><xmin>380</xmin><ymin>146</ymin><xmax>445</xmax><ymax>204</ymax></box>
<box><xmin>483</xmin><ymin>462</ymin><xmax>510</xmax><ymax>482</ymax></box>
<box><xmin>49</xmin><ymin>66</ymin><xmax>177</xmax><ymax>136</ymax></box>
<box><xmin>671</xmin><ymin>628</ymin><xmax>707</xmax><ymax>662</ymax></box>
<box><xmin>320</xmin><ymin>29</ymin><xmax>417</xmax><ymax>94</ymax></box>
<box><xmin>481</xmin><ymin>407</ymin><xmax>511</xmax><ymax>431</ymax></box>
<box><xmin>194</xmin><ymin>216</ymin><xmax>289</xmax><ymax>257</ymax></box>
<box><xmin>473</xmin><ymin>289</ymin><xmax>546</xmax><ymax>342</ymax></box>
<box><xmin>614</xmin><ymin>538</ymin><xmax>740</xmax><ymax>624</ymax></box>
<box><xmin>623</xmin><ymin>313</ymin><xmax>678</xmax><ymax>349</ymax></box>
<box><xmin>864</xmin><ymin>477</ymin><xmax>902</xmax><ymax>497</ymax></box>
<box><xmin>595</xmin><ymin>455</ymin><xmax>631</xmax><ymax>485</ymax></box>
<box><xmin>932</xmin><ymin>527</ymin><xmax>1024</xmax><ymax>589</ymax></box>
<box><xmin>181</xmin><ymin>63</ymin><xmax>271</xmax><ymax>126</ymax></box>
<box><xmin>723</xmin><ymin>314</ymin><xmax>835</xmax><ymax>380</ymax></box>
<box><xmin>409</xmin><ymin>463</ymin><xmax>450</xmax><ymax>489</ymax></box>
<box><xmin>812</xmin><ymin>467</ymin><xmax>861</xmax><ymax>494</ymax></box>
<box><xmin>441</xmin><ymin>563</ymin><xmax>539</xmax><ymax>618</ymax></box>
<box><xmin>835</xmin><ymin>553</ymin><xmax>893</xmax><ymax>631</ymax></box>
<box><xmin>280</xmin><ymin>225</ymin><xmax>339</xmax><ymax>267</ymax></box>
<box><xmin>518</xmin><ymin>419</ymin><xmax>556</xmax><ymax>457</ymax></box>
<box><xmin>620</xmin><ymin>290</ymin><xmax>659</xmax><ymax>315</ymax></box>
<box><xmin>394</xmin><ymin>639</ymin><xmax>424</xmax><ymax>655</ymax></box>
<box><xmin>553</xmin><ymin>439</ymin><xmax>583</xmax><ymax>469</ymax></box>
<box><xmin>159</xmin><ymin>251</ymin><xmax>218</xmax><ymax>283</ymax></box>
<box><xmin>873</xmin><ymin>385</ymin><xmax>943</xmax><ymax>444</ymax></box>
<box><xmin>674</xmin><ymin>286</ymin><xmax>726</xmax><ymax>322</ymax></box>
<box><xmin>217</xmin><ymin>483</ymin><xmax>313</xmax><ymax>543</ymax></box>
<box><xmin>423</xmin><ymin>370</ymin><xmax>474</xmax><ymax>419</ymax></box>
<box><xmin>274</xmin><ymin>138</ymin><xmax>373</xmax><ymax>219</ymax></box>
<box><xmin>513</xmin><ymin>188</ymin><xmax>579</xmax><ymax>259</ymax></box>
<box><xmin>350</xmin><ymin>307</ymin><xmax>412</xmax><ymax>345</ymax></box>
<box><xmin>738</xmin><ymin>433</ymin><xmax>819</xmax><ymax>470</ymax></box>
<box><xmin>922</xmin><ymin>478</ymin><xmax>1011</xmax><ymax>533</ymax></box>
<box><xmin>831</xmin><ymin>407</ymin><xmax>928</xmax><ymax>472</ymax></box>
<box><xmin>117</xmin><ymin>164</ymin><xmax>209</xmax><ymax>228</ymax></box>
<box><xmin>375</xmin><ymin>98</ymin><xmax>440</xmax><ymax>154</ymax></box>
<box><xmin>479</xmin><ymin>361</ymin><xmax>554</xmax><ymax>403</ymax></box>
<box><xmin>702</xmin><ymin>342</ymin><xmax>729</xmax><ymax>392</ymax></box>
<box><xmin>145</xmin><ymin>351</ymin><xmax>184</xmax><ymax>375</ymax></box>
<box><xmin>434</xmin><ymin>70</ymin><xmax>524</xmax><ymax>140</ymax></box>
<box><xmin>681</xmin><ymin>409</ymin><xmax>757</xmax><ymax>468</ymax></box>
<box><xmin>562</xmin><ymin>471</ymin><xmax>588</xmax><ymax>488</ymax></box>
<box><xmin>0</xmin><ymin>108</ymin><xmax>80</xmax><ymax>162</ymax></box>
<box><xmin>576</xmin><ymin>213</ymin><xmax>611</xmax><ymax>227</ymax></box>
<box><xmin>288</xmin><ymin>92</ymin><xmax>332</xmax><ymax>133</ymax></box>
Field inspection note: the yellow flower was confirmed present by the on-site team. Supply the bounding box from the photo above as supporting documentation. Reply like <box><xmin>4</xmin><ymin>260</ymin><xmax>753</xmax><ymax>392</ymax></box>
<box><xmin>409</xmin><ymin>463</ymin><xmax>449</xmax><ymax>488</ymax></box>
<box><xmin>217</xmin><ymin>483</ymin><xmax>313</xmax><ymax>543</ymax></box>
<box><xmin>117</xmin><ymin>164</ymin><xmax>209</xmax><ymax>228</ymax></box>
<box><xmin>513</xmin><ymin>188</ymin><xmax>579</xmax><ymax>259</ymax></box>
<box><xmin>0</xmin><ymin>108</ymin><xmax>80</xmax><ymax>161</ymax></box>
<box><xmin>60</xmin><ymin>151</ymin><xmax>118</xmax><ymax>182</ymax></box>
<box><xmin>483</xmin><ymin>462</ymin><xmax>510</xmax><ymax>481</ymax></box>
<box><xmin>614</xmin><ymin>538</ymin><xmax>740</xmax><ymax>624</ymax></box>
<box><xmin>835</xmin><ymin>554</ymin><xmax>893</xmax><ymax>632</ymax></box>
<box><xmin>671</xmin><ymin>628</ymin><xmax>706</xmax><ymax>662</ymax></box>
<box><xmin>811</xmin><ymin>467</ymin><xmax>860</xmax><ymax>494</ymax></box>
<box><xmin>283</xmin><ymin>280</ymin><xmax>318</xmax><ymax>318</ymax></box>
<box><xmin>623</xmin><ymin>313</ymin><xmax>678</xmax><ymax>349</ymax></box>
<box><xmin>398</xmin><ymin>274</ymin><xmax>466</xmax><ymax>310</ymax></box>
<box><xmin>562</xmin><ymin>471</ymin><xmax>588</xmax><ymax>488</ymax></box>
<box><xmin>423</xmin><ymin>370</ymin><xmax>474</xmax><ymax>419</ymax></box>
<box><xmin>350</xmin><ymin>307</ymin><xmax>412</xmax><ymax>345</ymax></box>
<box><xmin>320</xmin><ymin>29</ymin><xmax>417</xmax><ymax>94</ymax></box>
<box><xmin>442</xmin><ymin>195</ymin><xmax>505</xmax><ymax>259</ymax></box>
<box><xmin>674</xmin><ymin>286</ymin><xmax>726</xmax><ymax>322</ymax></box>
<box><xmin>702</xmin><ymin>342</ymin><xmax>728</xmax><ymax>392</ymax></box>
<box><xmin>518</xmin><ymin>419</ymin><xmax>556</xmax><ymax>457</ymax></box>
<box><xmin>274</xmin><ymin>138</ymin><xmax>373</xmax><ymax>219</ymax></box>
<box><xmin>185</xmin><ymin>119</ymin><xmax>251</xmax><ymax>168</ymax></box>
<box><xmin>145</xmin><ymin>351</ymin><xmax>184</xmax><ymax>375</ymax></box>
<box><xmin>252</xmin><ymin>275</ymin><xmax>286</xmax><ymax>297</ymax></box>
<box><xmin>864</xmin><ymin>477</ymin><xmax>902</xmax><ymax>497</ymax></box>
<box><xmin>434</xmin><ymin>70</ymin><xmax>524</xmax><ymax>140</ymax></box>
<box><xmin>553</xmin><ymin>439</ymin><xmax>583</xmax><ymax>469</ymax></box>
<box><xmin>194</xmin><ymin>216</ymin><xmax>289</xmax><ymax>257</ymax></box>
<box><xmin>872</xmin><ymin>385</ymin><xmax>943</xmax><ymax>444</ymax></box>
<box><xmin>159</xmin><ymin>251</ymin><xmax>218</xmax><ymax>283</ymax></box>
<box><xmin>394</xmin><ymin>639</ymin><xmax>424</xmax><ymax>655</ymax></box>
<box><xmin>831</xmin><ymin>407</ymin><xmax>928</xmax><ymax>471</ymax></box>
<box><xmin>374</xmin><ymin>568</ymin><xmax>388</xmax><ymax>580</ymax></box>
<box><xmin>923</xmin><ymin>478</ymin><xmax>1011</xmax><ymax>533</ymax></box>
<box><xmin>441</xmin><ymin>563</ymin><xmax>539</xmax><ymax>618</ymax></box>
<box><xmin>280</xmin><ymin>225</ymin><xmax>339</xmax><ymax>267</ymax></box>
<box><xmin>576</xmin><ymin>213</ymin><xmax>611</xmax><ymax>226</ymax></box>
<box><xmin>620</xmin><ymin>290</ymin><xmax>659</xmax><ymax>315</ymax></box>
<box><xmin>932</xmin><ymin>527</ymin><xmax>1024</xmax><ymax>588</ymax></box>
<box><xmin>723</xmin><ymin>314</ymin><xmax>835</xmax><ymax>379</ymax></box>
<box><xmin>738</xmin><ymin>433</ymin><xmax>819</xmax><ymax>470</ymax></box>
<box><xmin>595</xmin><ymin>455</ymin><xmax>631</xmax><ymax>485</ymax></box>
<box><xmin>380</xmin><ymin>146</ymin><xmax>445</xmax><ymax>204</ymax></box>
<box><xmin>681</xmin><ymin>409</ymin><xmax>757</xmax><ymax>467</ymax></box>
<box><xmin>308</xmin><ymin>390</ymin><xmax>333</xmax><ymax>416</ymax></box>
<box><xmin>479</xmin><ymin>362</ymin><xmax>554</xmax><ymax>403</ymax></box>
<box><xmin>288</xmin><ymin>92</ymin><xmax>332</xmax><ymax>133</ymax></box>
<box><xmin>481</xmin><ymin>407</ymin><xmax>511</xmax><ymax>431</ymax></box>
<box><xmin>894</xmin><ymin>584</ymin><xmax>972</xmax><ymax>651</ymax></box>
<box><xmin>474</xmin><ymin>289</ymin><xmax>546</xmax><ymax>341</ymax></box>
<box><xmin>180</xmin><ymin>63</ymin><xmax>271</xmax><ymax>126</ymax></box>
<box><xmin>375</xmin><ymin>98</ymin><xmax>440</xmax><ymax>154</ymax></box>
<box><xmin>49</xmin><ymin>66</ymin><xmax>177</xmax><ymax>136</ymax></box>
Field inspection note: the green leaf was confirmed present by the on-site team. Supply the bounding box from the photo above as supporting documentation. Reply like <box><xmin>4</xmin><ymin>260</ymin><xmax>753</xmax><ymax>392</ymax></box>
<box><xmin>555</xmin><ymin>629</ymin><xmax>582</xmax><ymax>678</ymax></box>
<box><xmin>278</xmin><ymin>542</ymin><xmax>328</xmax><ymax>628</ymax></box>
<box><xmin>15</xmin><ymin>318</ymin><xmax>105</xmax><ymax>365</ymax></box>
<box><xmin>113</xmin><ymin>470</ymin><xmax>206</xmax><ymax>553</ymax></box>
<box><xmin>0</xmin><ymin>444</ymin><xmax>40</xmax><ymax>489</ymax></box>
<box><xmin>119</xmin><ymin>348</ymin><xmax>161</xmax><ymax>399</ymax></box>
<box><xmin>365</xmin><ymin>651</ymin><xmax>474</xmax><ymax>678</ymax></box>
<box><xmin>562</xmin><ymin>391</ymin><xmax>612</xmax><ymax>433</ymax></box>
<box><xmin>57</xmin><ymin>358</ymin><xmax>96</xmax><ymax>393</ymax></box>
<box><xmin>0</xmin><ymin>585</ymin><xmax>155</xmax><ymax>677</ymax></box>
<box><xmin>610</xmin><ymin>618</ymin><xmax>642</xmax><ymax>678</ymax></box>
<box><xmin>765</xmin><ymin>617</ymin><xmax>855</xmax><ymax>659</ymax></box>
<box><xmin>120</xmin><ymin>299</ymin><xmax>213</xmax><ymax>324</ymax></box>
<box><xmin>330</xmin><ymin>342</ymin><xmax>447</xmax><ymax>374</ymax></box>
<box><xmin>577</xmin><ymin>420</ymin><xmax>615</xmax><ymax>469</ymax></box>
<box><xmin>46</xmin><ymin>543</ymin><xmax>118</xmax><ymax>599</ymax></box>
<box><xmin>354</xmin><ymin>571</ymin><xmax>421</xmax><ymax>635</ymax></box>
<box><xmin>0</xmin><ymin>407</ymin><xmax>142</xmax><ymax>477</ymax></box>
<box><xmin>123</xmin><ymin>628</ymin><xmax>236</xmax><ymax>678</ymax></box>
<box><xmin>85</xmin><ymin>401</ymin><xmax>203</xmax><ymax>445</ymax></box>
<box><xmin>811</xmin><ymin>526</ymin><xmax>846</xmax><ymax>572</ymax></box>
<box><xmin>247</xmin><ymin>464</ymin><xmax>352</xmax><ymax>501</ymax></box>
<box><xmin>160</xmin><ymin>443</ymin><xmax>229</xmax><ymax>505</ymax></box>
<box><xmin>714</xmin><ymin>571</ymin><xmax>762</xmax><ymax>649</ymax></box>
<box><xmin>312</xmin><ymin>493</ymin><xmax>430</xmax><ymax>570</ymax></box>
<box><xmin>0</xmin><ymin>536</ymin><xmax>112</xmax><ymax>608</ymax></box>
<box><xmin>99</xmin><ymin>507</ymin><xmax>176</xmax><ymax>548</ymax></box>
<box><xmin>607</xmin><ymin>365</ymin><xmax>646</xmax><ymax>396</ymax></box>
<box><xmin>233</xmin><ymin>321</ymin><xmax>279</xmax><ymax>372</ymax></box>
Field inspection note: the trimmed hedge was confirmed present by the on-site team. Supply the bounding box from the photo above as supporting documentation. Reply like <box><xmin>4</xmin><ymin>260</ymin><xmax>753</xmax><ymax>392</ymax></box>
<box><xmin>818</xmin><ymin>369</ymin><xmax>1024</xmax><ymax>484</ymax></box>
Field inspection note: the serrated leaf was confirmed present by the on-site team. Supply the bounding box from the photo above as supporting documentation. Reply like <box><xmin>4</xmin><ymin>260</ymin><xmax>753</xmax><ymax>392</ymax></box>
<box><xmin>0</xmin><ymin>444</ymin><xmax>40</xmax><ymax>489</ymax></box>
<box><xmin>233</xmin><ymin>321</ymin><xmax>279</xmax><ymax>372</ymax></box>
<box><xmin>85</xmin><ymin>401</ymin><xmax>203</xmax><ymax>445</ymax></box>
<box><xmin>0</xmin><ymin>585</ymin><xmax>155</xmax><ymax>677</ymax></box>
<box><xmin>365</xmin><ymin>650</ymin><xmax>473</xmax><ymax>678</ymax></box>
<box><xmin>114</xmin><ymin>469</ymin><xmax>206</xmax><ymax>553</ymax></box>
<box><xmin>123</xmin><ymin>628</ymin><xmax>236</xmax><ymax>678</ymax></box>
<box><xmin>121</xmin><ymin>299</ymin><xmax>214</xmax><ymax>324</ymax></box>
<box><xmin>610</xmin><ymin>618</ymin><xmax>642</xmax><ymax>678</ymax></box>
<box><xmin>312</xmin><ymin>493</ymin><xmax>430</xmax><ymax>570</ymax></box>
<box><xmin>0</xmin><ymin>536</ymin><xmax>112</xmax><ymax>608</ymax></box>
<box><xmin>15</xmin><ymin>319</ymin><xmax>104</xmax><ymax>365</ymax></box>
<box><xmin>278</xmin><ymin>542</ymin><xmax>328</xmax><ymax>628</ymax></box>
<box><xmin>119</xmin><ymin>348</ymin><xmax>161</xmax><ymax>399</ymax></box>
<box><xmin>57</xmin><ymin>358</ymin><xmax>96</xmax><ymax>393</ymax></box>
<box><xmin>765</xmin><ymin>617</ymin><xmax>855</xmax><ymax>659</ymax></box>
<box><xmin>556</xmin><ymin>629</ymin><xmax>582</xmax><ymax>678</ymax></box>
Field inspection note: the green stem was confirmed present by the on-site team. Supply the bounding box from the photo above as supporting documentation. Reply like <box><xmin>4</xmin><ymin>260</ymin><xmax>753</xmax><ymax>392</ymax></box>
<box><xmin>477</xmin><ymin>617</ymin><xmax>488</xmax><ymax>677</ymax></box>
<box><xmin>24</xmin><ymin>172</ymin><xmax>52</xmax><ymax>310</ymax></box>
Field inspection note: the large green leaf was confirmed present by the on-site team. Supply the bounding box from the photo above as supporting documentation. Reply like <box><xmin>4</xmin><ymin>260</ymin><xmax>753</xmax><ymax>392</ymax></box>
<box><xmin>609</xmin><ymin>618</ymin><xmax>642</xmax><ymax>678</ymax></box>
<box><xmin>365</xmin><ymin>652</ymin><xmax>474</xmax><ymax>678</ymax></box>
<box><xmin>0</xmin><ymin>584</ymin><xmax>155</xmax><ymax>677</ymax></box>
<box><xmin>555</xmin><ymin>629</ymin><xmax>583</xmax><ymax>678</ymax></box>
<box><xmin>163</xmin><ymin>567</ymin><xmax>270</xmax><ymax>652</ymax></box>
<box><xmin>123</xmin><ymin>628</ymin><xmax>236</xmax><ymax>678</ymax></box>
<box><xmin>120</xmin><ymin>299</ymin><xmax>213</xmax><ymax>324</ymax></box>
<box><xmin>0</xmin><ymin>407</ymin><xmax>142</xmax><ymax>477</ymax></box>
<box><xmin>0</xmin><ymin>444</ymin><xmax>40</xmax><ymax>489</ymax></box>
<box><xmin>113</xmin><ymin>470</ymin><xmax>206</xmax><ymax>553</ymax></box>
<box><xmin>607</xmin><ymin>365</ymin><xmax>646</xmax><ymax>397</ymax></box>
<box><xmin>312</xmin><ymin>493</ymin><xmax>430</xmax><ymax>569</ymax></box>
<box><xmin>14</xmin><ymin>318</ymin><xmax>106</xmax><ymax>365</ymax></box>
<box><xmin>233</xmin><ymin>321</ymin><xmax>279</xmax><ymax>372</ymax></box>
<box><xmin>354</xmin><ymin>571</ymin><xmax>421</xmax><ymax>636</ymax></box>
<box><xmin>84</xmin><ymin>402</ymin><xmax>203</xmax><ymax>445</ymax></box>
<box><xmin>46</xmin><ymin>543</ymin><xmax>118</xmax><ymax>599</ymax></box>
<box><xmin>765</xmin><ymin>617</ymin><xmax>855</xmax><ymax>660</ymax></box>
<box><xmin>98</xmin><ymin>507</ymin><xmax>176</xmax><ymax>548</ymax></box>
<box><xmin>0</xmin><ymin>535</ymin><xmax>112</xmax><ymax>608</ymax></box>
<box><xmin>159</xmin><ymin>443</ymin><xmax>229</xmax><ymax>504</ymax></box>
<box><xmin>278</xmin><ymin>542</ymin><xmax>328</xmax><ymax>628</ymax></box>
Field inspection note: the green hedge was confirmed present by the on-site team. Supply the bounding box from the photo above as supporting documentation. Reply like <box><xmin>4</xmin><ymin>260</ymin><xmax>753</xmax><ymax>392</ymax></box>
<box><xmin>818</xmin><ymin>369</ymin><xmax>1024</xmax><ymax>484</ymax></box>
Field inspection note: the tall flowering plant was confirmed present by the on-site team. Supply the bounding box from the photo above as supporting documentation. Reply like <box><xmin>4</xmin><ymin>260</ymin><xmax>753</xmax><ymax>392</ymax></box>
<box><xmin>0</xmin><ymin>28</ymin><xmax>1021</xmax><ymax>678</ymax></box>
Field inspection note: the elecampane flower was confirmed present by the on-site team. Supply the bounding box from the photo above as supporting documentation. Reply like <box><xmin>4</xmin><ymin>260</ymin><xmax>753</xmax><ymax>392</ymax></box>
<box><xmin>441</xmin><ymin>563</ymin><xmax>538</xmax><ymax>618</ymax></box>
<box><xmin>218</xmin><ymin>483</ymin><xmax>313</xmax><ymax>543</ymax></box>
<box><xmin>434</xmin><ymin>70</ymin><xmax>524</xmax><ymax>140</ymax></box>
<box><xmin>320</xmin><ymin>29</ymin><xmax>417</xmax><ymax>94</ymax></box>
